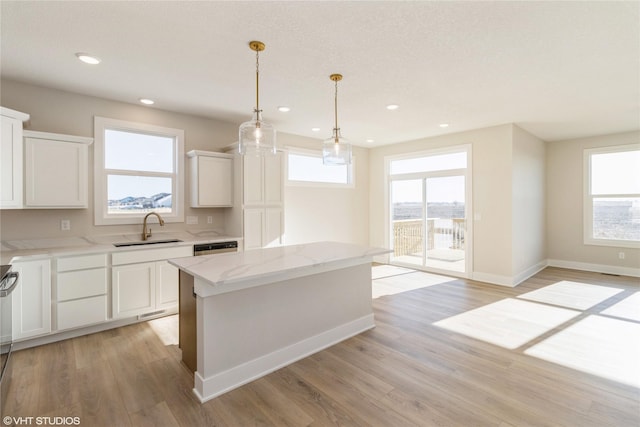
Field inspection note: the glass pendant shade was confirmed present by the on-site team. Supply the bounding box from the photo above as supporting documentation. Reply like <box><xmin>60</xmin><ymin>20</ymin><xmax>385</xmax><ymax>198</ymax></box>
<box><xmin>239</xmin><ymin>110</ymin><xmax>276</xmax><ymax>155</ymax></box>
<box><xmin>323</xmin><ymin>128</ymin><xmax>352</xmax><ymax>165</ymax></box>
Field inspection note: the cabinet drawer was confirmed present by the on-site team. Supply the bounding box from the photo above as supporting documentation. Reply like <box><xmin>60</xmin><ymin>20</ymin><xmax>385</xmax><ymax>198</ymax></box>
<box><xmin>112</xmin><ymin>245</ymin><xmax>192</xmax><ymax>266</ymax></box>
<box><xmin>57</xmin><ymin>253</ymin><xmax>107</xmax><ymax>272</ymax></box>
<box><xmin>57</xmin><ymin>295</ymin><xmax>107</xmax><ymax>330</ymax></box>
<box><xmin>57</xmin><ymin>268</ymin><xmax>107</xmax><ymax>301</ymax></box>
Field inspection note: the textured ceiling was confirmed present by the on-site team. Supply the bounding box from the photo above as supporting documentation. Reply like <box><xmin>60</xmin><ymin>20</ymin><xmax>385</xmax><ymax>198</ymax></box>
<box><xmin>1</xmin><ymin>1</ymin><xmax>638</xmax><ymax>147</ymax></box>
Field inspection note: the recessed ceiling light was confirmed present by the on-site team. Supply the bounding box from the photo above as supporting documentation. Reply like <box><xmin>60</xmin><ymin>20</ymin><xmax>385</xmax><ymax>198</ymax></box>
<box><xmin>366</xmin><ymin>139</ymin><xmax>375</xmax><ymax>143</ymax></box>
<box><xmin>386</xmin><ymin>104</ymin><xmax>399</xmax><ymax>111</ymax></box>
<box><xmin>439</xmin><ymin>123</ymin><xmax>449</xmax><ymax>128</ymax></box>
<box><xmin>139</xmin><ymin>98</ymin><xmax>155</xmax><ymax>105</ymax></box>
<box><xmin>277</xmin><ymin>106</ymin><xmax>291</xmax><ymax>112</ymax></box>
<box><xmin>75</xmin><ymin>52</ymin><xmax>101</xmax><ymax>65</ymax></box>
<box><xmin>311</xmin><ymin>127</ymin><xmax>320</xmax><ymax>132</ymax></box>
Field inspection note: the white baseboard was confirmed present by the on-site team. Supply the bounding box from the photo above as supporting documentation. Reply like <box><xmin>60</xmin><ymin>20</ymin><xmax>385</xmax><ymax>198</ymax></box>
<box><xmin>194</xmin><ymin>314</ymin><xmax>376</xmax><ymax>403</ymax></box>
<box><xmin>547</xmin><ymin>259</ymin><xmax>640</xmax><ymax>278</ymax></box>
<box><xmin>472</xmin><ymin>260</ymin><xmax>548</xmax><ymax>287</ymax></box>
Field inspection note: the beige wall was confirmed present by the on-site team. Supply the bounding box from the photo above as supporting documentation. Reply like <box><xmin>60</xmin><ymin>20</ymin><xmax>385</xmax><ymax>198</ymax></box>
<box><xmin>511</xmin><ymin>126</ymin><xmax>546</xmax><ymax>281</ymax></box>
<box><xmin>546</xmin><ymin>131</ymin><xmax>640</xmax><ymax>274</ymax></box>
<box><xmin>280</xmin><ymin>133</ymin><xmax>369</xmax><ymax>246</ymax></box>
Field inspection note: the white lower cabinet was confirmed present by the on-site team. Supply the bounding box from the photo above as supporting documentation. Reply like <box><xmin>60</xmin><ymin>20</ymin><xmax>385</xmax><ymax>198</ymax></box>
<box><xmin>112</xmin><ymin>262</ymin><xmax>156</xmax><ymax>318</ymax></box>
<box><xmin>55</xmin><ymin>253</ymin><xmax>108</xmax><ymax>331</ymax></box>
<box><xmin>111</xmin><ymin>246</ymin><xmax>191</xmax><ymax>319</ymax></box>
<box><xmin>12</xmin><ymin>259</ymin><xmax>51</xmax><ymax>341</ymax></box>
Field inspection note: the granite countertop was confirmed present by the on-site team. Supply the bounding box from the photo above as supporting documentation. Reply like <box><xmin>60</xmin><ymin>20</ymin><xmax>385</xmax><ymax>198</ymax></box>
<box><xmin>1</xmin><ymin>230</ymin><xmax>242</xmax><ymax>265</ymax></box>
<box><xmin>169</xmin><ymin>241</ymin><xmax>390</xmax><ymax>297</ymax></box>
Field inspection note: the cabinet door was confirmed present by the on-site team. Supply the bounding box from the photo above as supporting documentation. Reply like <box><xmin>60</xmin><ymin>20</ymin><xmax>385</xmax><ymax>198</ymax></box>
<box><xmin>264</xmin><ymin>208</ymin><xmax>284</xmax><ymax>248</ymax></box>
<box><xmin>264</xmin><ymin>152</ymin><xmax>283</xmax><ymax>205</ymax></box>
<box><xmin>156</xmin><ymin>261</ymin><xmax>179</xmax><ymax>310</ymax></box>
<box><xmin>24</xmin><ymin>138</ymin><xmax>88</xmax><ymax>207</ymax></box>
<box><xmin>0</xmin><ymin>115</ymin><xmax>23</xmax><ymax>209</ymax></box>
<box><xmin>243</xmin><ymin>208</ymin><xmax>264</xmax><ymax>250</ymax></box>
<box><xmin>12</xmin><ymin>259</ymin><xmax>51</xmax><ymax>340</ymax></box>
<box><xmin>243</xmin><ymin>155</ymin><xmax>264</xmax><ymax>205</ymax></box>
<box><xmin>112</xmin><ymin>263</ymin><xmax>156</xmax><ymax>318</ymax></box>
<box><xmin>195</xmin><ymin>156</ymin><xmax>232</xmax><ymax>207</ymax></box>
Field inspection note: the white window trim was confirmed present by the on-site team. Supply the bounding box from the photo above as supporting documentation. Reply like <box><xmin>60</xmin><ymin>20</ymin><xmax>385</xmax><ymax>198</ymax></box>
<box><xmin>383</xmin><ymin>144</ymin><xmax>473</xmax><ymax>278</ymax></box>
<box><xmin>285</xmin><ymin>146</ymin><xmax>355</xmax><ymax>189</ymax></box>
<box><xmin>94</xmin><ymin>116</ymin><xmax>184</xmax><ymax>225</ymax></box>
<box><xmin>583</xmin><ymin>143</ymin><xmax>640</xmax><ymax>248</ymax></box>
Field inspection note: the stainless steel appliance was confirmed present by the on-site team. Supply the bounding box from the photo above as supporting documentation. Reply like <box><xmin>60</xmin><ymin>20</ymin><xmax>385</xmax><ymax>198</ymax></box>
<box><xmin>0</xmin><ymin>265</ymin><xmax>19</xmax><ymax>415</ymax></box>
<box><xmin>193</xmin><ymin>241</ymin><xmax>238</xmax><ymax>256</ymax></box>
<box><xmin>179</xmin><ymin>241</ymin><xmax>238</xmax><ymax>372</ymax></box>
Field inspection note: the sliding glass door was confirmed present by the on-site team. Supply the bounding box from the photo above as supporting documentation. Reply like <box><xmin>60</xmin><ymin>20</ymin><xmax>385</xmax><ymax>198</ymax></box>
<box><xmin>388</xmin><ymin>147</ymin><xmax>470</xmax><ymax>276</ymax></box>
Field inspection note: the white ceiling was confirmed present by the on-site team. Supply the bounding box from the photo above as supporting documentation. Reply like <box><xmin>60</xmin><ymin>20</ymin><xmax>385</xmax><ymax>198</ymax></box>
<box><xmin>1</xmin><ymin>1</ymin><xmax>638</xmax><ymax>147</ymax></box>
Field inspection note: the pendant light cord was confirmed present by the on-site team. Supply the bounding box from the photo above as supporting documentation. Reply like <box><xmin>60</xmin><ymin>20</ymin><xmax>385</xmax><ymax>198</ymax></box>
<box><xmin>255</xmin><ymin>49</ymin><xmax>260</xmax><ymax>113</ymax></box>
<box><xmin>334</xmin><ymin>78</ymin><xmax>339</xmax><ymax>143</ymax></box>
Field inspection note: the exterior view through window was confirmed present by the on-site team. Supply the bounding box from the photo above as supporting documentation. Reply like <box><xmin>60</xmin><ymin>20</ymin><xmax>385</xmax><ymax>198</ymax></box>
<box><xmin>388</xmin><ymin>148</ymin><xmax>470</xmax><ymax>276</ymax></box>
<box><xmin>584</xmin><ymin>144</ymin><xmax>640</xmax><ymax>247</ymax></box>
<box><xmin>287</xmin><ymin>149</ymin><xmax>353</xmax><ymax>186</ymax></box>
<box><xmin>94</xmin><ymin>117</ymin><xmax>184</xmax><ymax>225</ymax></box>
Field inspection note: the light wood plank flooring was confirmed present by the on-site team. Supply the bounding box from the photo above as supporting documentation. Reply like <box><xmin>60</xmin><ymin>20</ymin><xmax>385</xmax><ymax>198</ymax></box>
<box><xmin>3</xmin><ymin>267</ymin><xmax>639</xmax><ymax>426</ymax></box>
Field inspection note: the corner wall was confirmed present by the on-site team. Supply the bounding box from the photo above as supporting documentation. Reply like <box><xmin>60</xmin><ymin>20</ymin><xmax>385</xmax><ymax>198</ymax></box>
<box><xmin>546</xmin><ymin>131</ymin><xmax>640</xmax><ymax>276</ymax></box>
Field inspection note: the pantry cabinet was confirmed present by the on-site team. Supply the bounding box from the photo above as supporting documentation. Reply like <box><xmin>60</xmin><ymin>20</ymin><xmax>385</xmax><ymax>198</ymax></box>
<box><xmin>23</xmin><ymin>130</ymin><xmax>93</xmax><ymax>208</ymax></box>
<box><xmin>0</xmin><ymin>107</ymin><xmax>29</xmax><ymax>209</ymax></box>
<box><xmin>187</xmin><ymin>150</ymin><xmax>233</xmax><ymax>207</ymax></box>
<box><xmin>12</xmin><ymin>258</ymin><xmax>51</xmax><ymax>341</ymax></box>
<box><xmin>240</xmin><ymin>152</ymin><xmax>284</xmax><ymax>249</ymax></box>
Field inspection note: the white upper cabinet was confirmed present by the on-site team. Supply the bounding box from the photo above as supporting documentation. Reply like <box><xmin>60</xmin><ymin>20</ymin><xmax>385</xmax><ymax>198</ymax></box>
<box><xmin>0</xmin><ymin>107</ymin><xmax>30</xmax><ymax>209</ymax></box>
<box><xmin>23</xmin><ymin>130</ymin><xmax>93</xmax><ymax>208</ymax></box>
<box><xmin>187</xmin><ymin>150</ymin><xmax>233</xmax><ymax>207</ymax></box>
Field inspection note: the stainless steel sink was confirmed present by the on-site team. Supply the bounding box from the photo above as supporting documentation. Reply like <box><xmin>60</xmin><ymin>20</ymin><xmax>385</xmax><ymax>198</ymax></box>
<box><xmin>113</xmin><ymin>239</ymin><xmax>182</xmax><ymax>247</ymax></box>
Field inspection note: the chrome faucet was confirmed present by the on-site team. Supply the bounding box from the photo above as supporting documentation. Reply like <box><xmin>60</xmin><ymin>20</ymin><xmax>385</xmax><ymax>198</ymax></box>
<box><xmin>142</xmin><ymin>212</ymin><xmax>165</xmax><ymax>240</ymax></box>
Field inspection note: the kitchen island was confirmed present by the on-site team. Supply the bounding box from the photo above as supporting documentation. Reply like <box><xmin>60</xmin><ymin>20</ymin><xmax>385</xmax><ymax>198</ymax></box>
<box><xmin>169</xmin><ymin>241</ymin><xmax>389</xmax><ymax>403</ymax></box>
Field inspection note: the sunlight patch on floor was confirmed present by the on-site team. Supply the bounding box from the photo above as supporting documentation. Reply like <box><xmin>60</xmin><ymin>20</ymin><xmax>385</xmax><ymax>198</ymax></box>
<box><xmin>525</xmin><ymin>315</ymin><xmax>640</xmax><ymax>388</ymax></box>
<box><xmin>148</xmin><ymin>314</ymin><xmax>179</xmax><ymax>346</ymax></box>
<box><xmin>601</xmin><ymin>292</ymin><xmax>640</xmax><ymax>321</ymax></box>
<box><xmin>433</xmin><ymin>298</ymin><xmax>581</xmax><ymax>349</ymax></box>
<box><xmin>372</xmin><ymin>271</ymin><xmax>456</xmax><ymax>298</ymax></box>
<box><xmin>517</xmin><ymin>280</ymin><xmax>624</xmax><ymax>310</ymax></box>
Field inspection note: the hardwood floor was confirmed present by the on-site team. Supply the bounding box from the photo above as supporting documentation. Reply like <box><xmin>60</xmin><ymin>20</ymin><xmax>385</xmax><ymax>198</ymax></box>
<box><xmin>4</xmin><ymin>267</ymin><xmax>639</xmax><ymax>426</ymax></box>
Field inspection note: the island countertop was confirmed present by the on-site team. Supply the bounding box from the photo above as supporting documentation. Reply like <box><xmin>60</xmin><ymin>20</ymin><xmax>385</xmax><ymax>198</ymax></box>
<box><xmin>168</xmin><ymin>241</ymin><xmax>390</xmax><ymax>297</ymax></box>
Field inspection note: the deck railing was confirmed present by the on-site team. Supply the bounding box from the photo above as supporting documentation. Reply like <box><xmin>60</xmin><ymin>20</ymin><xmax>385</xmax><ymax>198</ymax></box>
<box><xmin>393</xmin><ymin>218</ymin><xmax>466</xmax><ymax>256</ymax></box>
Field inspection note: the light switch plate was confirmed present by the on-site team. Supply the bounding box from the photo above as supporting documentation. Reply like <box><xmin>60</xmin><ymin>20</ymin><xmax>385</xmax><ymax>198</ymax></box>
<box><xmin>61</xmin><ymin>219</ymin><xmax>71</xmax><ymax>231</ymax></box>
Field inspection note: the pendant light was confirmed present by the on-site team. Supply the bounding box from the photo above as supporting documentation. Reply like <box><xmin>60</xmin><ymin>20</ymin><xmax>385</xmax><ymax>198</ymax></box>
<box><xmin>239</xmin><ymin>41</ymin><xmax>276</xmax><ymax>155</ymax></box>
<box><xmin>323</xmin><ymin>73</ymin><xmax>351</xmax><ymax>165</ymax></box>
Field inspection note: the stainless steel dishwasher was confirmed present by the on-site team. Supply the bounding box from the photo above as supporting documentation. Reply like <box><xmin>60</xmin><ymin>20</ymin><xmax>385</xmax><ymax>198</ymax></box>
<box><xmin>193</xmin><ymin>240</ymin><xmax>238</xmax><ymax>256</ymax></box>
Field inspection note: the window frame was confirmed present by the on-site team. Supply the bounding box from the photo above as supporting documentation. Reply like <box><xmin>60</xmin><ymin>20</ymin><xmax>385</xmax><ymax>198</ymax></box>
<box><xmin>583</xmin><ymin>143</ymin><xmax>640</xmax><ymax>248</ymax></box>
<box><xmin>285</xmin><ymin>147</ymin><xmax>355</xmax><ymax>189</ymax></box>
<box><xmin>94</xmin><ymin>116</ymin><xmax>184</xmax><ymax>225</ymax></box>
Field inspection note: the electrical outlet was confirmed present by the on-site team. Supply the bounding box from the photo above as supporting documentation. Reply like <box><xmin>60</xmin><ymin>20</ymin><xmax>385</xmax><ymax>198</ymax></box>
<box><xmin>207</xmin><ymin>216</ymin><xmax>213</xmax><ymax>224</ymax></box>
<box><xmin>186</xmin><ymin>215</ymin><xmax>198</xmax><ymax>225</ymax></box>
<box><xmin>618</xmin><ymin>252</ymin><xmax>625</xmax><ymax>260</ymax></box>
<box><xmin>60</xmin><ymin>219</ymin><xmax>71</xmax><ymax>231</ymax></box>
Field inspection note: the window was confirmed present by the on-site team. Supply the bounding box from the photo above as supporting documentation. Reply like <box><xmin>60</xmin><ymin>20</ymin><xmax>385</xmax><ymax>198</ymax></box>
<box><xmin>584</xmin><ymin>144</ymin><xmax>640</xmax><ymax>247</ymax></box>
<box><xmin>286</xmin><ymin>148</ymin><xmax>354</xmax><ymax>187</ymax></box>
<box><xmin>94</xmin><ymin>117</ymin><xmax>184</xmax><ymax>225</ymax></box>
